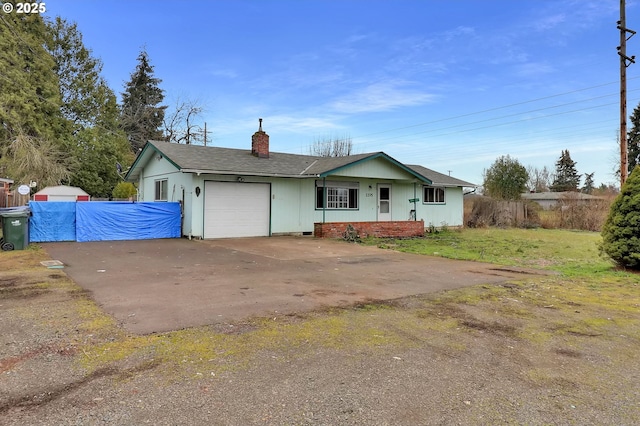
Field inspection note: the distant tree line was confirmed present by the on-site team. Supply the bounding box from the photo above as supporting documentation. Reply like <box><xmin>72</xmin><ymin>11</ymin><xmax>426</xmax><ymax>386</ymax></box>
<box><xmin>482</xmin><ymin>150</ymin><xmax>599</xmax><ymax>201</ymax></box>
<box><xmin>480</xmin><ymin>95</ymin><xmax>640</xmax><ymax>200</ymax></box>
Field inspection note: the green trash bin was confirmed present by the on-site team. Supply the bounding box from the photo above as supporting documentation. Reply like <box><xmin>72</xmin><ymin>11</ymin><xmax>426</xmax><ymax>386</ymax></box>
<box><xmin>0</xmin><ymin>209</ymin><xmax>30</xmax><ymax>251</ymax></box>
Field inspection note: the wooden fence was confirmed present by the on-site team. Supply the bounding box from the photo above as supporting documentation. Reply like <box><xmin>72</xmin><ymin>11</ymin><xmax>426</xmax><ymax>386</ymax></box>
<box><xmin>466</xmin><ymin>197</ymin><xmax>531</xmax><ymax>228</ymax></box>
<box><xmin>0</xmin><ymin>189</ymin><xmax>30</xmax><ymax>208</ymax></box>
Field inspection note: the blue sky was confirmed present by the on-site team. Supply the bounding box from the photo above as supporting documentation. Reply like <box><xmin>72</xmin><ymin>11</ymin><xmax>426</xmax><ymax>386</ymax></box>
<box><xmin>46</xmin><ymin>0</ymin><xmax>638</xmax><ymax>187</ymax></box>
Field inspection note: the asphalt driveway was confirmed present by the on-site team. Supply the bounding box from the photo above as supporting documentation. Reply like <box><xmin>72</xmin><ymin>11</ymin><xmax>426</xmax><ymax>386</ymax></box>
<box><xmin>42</xmin><ymin>237</ymin><xmax>542</xmax><ymax>334</ymax></box>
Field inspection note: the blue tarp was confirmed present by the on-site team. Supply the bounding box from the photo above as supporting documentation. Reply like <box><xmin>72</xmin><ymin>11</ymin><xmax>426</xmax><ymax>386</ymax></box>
<box><xmin>76</xmin><ymin>202</ymin><xmax>181</xmax><ymax>242</ymax></box>
<box><xmin>29</xmin><ymin>202</ymin><xmax>76</xmax><ymax>242</ymax></box>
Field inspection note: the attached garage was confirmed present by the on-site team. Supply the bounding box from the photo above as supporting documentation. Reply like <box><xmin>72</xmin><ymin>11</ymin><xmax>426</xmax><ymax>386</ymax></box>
<box><xmin>204</xmin><ymin>181</ymin><xmax>271</xmax><ymax>238</ymax></box>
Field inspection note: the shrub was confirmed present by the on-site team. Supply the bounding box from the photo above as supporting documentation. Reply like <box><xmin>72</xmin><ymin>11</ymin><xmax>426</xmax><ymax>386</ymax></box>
<box><xmin>466</xmin><ymin>196</ymin><xmax>540</xmax><ymax>228</ymax></box>
<box><xmin>537</xmin><ymin>194</ymin><xmax>612</xmax><ymax>231</ymax></box>
<box><xmin>342</xmin><ymin>224</ymin><xmax>360</xmax><ymax>242</ymax></box>
<box><xmin>112</xmin><ymin>182</ymin><xmax>137</xmax><ymax>199</ymax></box>
<box><xmin>600</xmin><ymin>167</ymin><xmax>640</xmax><ymax>269</ymax></box>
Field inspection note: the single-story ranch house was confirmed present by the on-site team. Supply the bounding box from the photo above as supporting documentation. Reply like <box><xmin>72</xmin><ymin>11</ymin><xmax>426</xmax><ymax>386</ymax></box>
<box><xmin>125</xmin><ymin>121</ymin><xmax>475</xmax><ymax>239</ymax></box>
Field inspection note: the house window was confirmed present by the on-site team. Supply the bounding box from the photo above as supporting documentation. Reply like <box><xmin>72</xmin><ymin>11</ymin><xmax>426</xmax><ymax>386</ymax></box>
<box><xmin>316</xmin><ymin>181</ymin><xmax>359</xmax><ymax>209</ymax></box>
<box><xmin>155</xmin><ymin>179</ymin><xmax>168</xmax><ymax>201</ymax></box>
<box><xmin>424</xmin><ymin>186</ymin><xmax>445</xmax><ymax>204</ymax></box>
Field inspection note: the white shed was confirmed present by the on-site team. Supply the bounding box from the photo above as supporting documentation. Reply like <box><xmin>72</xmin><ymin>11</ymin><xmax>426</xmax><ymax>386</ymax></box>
<box><xmin>33</xmin><ymin>185</ymin><xmax>90</xmax><ymax>202</ymax></box>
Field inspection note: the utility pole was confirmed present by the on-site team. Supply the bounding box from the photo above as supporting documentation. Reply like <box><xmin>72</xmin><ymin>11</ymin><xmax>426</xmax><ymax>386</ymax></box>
<box><xmin>203</xmin><ymin>122</ymin><xmax>212</xmax><ymax>146</ymax></box>
<box><xmin>618</xmin><ymin>0</ymin><xmax>636</xmax><ymax>186</ymax></box>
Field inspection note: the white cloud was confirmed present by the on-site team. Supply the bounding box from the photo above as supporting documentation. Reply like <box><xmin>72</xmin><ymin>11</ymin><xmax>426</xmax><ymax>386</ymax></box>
<box><xmin>442</xmin><ymin>26</ymin><xmax>477</xmax><ymax>42</ymax></box>
<box><xmin>531</xmin><ymin>13</ymin><xmax>567</xmax><ymax>32</ymax></box>
<box><xmin>266</xmin><ymin>115</ymin><xmax>343</xmax><ymax>133</ymax></box>
<box><xmin>330</xmin><ymin>80</ymin><xmax>436</xmax><ymax>114</ymax></box>
<box><xmin>207</xmin><ymin>68</ymin><xmax>238</xmax><ymax>79</ymax></box>
<box><xmin>514</xmin><ymin>62</ymin><xmax>555</xmax><ymax>78</ymax></box>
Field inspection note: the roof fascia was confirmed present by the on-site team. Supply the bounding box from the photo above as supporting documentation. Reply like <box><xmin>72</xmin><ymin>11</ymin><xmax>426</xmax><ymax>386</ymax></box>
<box><xmin>181</xmin><ymin>169</ymin><xmax>310</xmax><ymax>178</ymax></box>
<box><xmin>124</xmin><ymin>142</ymin><xmax>181</xmax><ymax>181</ymax></box>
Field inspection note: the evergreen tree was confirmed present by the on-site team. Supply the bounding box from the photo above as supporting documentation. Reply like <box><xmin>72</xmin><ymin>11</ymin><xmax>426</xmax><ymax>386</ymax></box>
<box><xmin>0</xmin><ymin>13</ymin><xmax>70</xmax><ymax>185</ymax></box>
<box><xmin>627</xmin><ymin>103</ymin><xmax>640</xmax><ymax>176</ymax></box>
<box><xmin>600</xmin><ymin>166</ymin><xmax>640</xmax><ymax>269</ymax></box>
<box><xmin>581</xmin><ymin>172</ymin><xmax>595</xmax><ymax>194</ymax></box>
<box><xmin>47</xmin><ymin>17</ymin><xmax>113</xmax><ymax>129</ymax></box>
<box><xmin>550</xmin><ymin>149</ymin><xmax>580</xmax><ymax>192</ymax></box>
<box><xmin>482</xmin><ymin>155</ymin><xmax>528</xmax><ymax>200</ymax></box>
<box><xmin>0</xmin><ymin>13</ymin><xmax>63</xmax><ymax>143</ymax></box>
<box><xmin>45</xmin><ymin>17</ymin><xmax>133</xmax><ymax>198</ymax></box>
<box><xmin>121</xmin><ymin>50</ymin><xmax>166</xmax><ymax>151</ymax></box>
<box><xmin>0</xmin><ymin>133</ymin><xmax>71</xmax><ymax>188</ymax></box>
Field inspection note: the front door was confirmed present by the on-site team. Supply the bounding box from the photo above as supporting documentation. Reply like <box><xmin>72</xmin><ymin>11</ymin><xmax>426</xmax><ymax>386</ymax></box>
<box><xmin>378</xmin><ymin>184</ymin><xmax>391</xmax><ymax>221</ymax></box>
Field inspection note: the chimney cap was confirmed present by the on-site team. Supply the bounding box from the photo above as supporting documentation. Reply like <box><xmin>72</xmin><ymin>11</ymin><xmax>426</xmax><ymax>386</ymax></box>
<box><xmin>258</xmin><ymin>118</ymin><xmax>263</xmax><ymax>132</ymax></box>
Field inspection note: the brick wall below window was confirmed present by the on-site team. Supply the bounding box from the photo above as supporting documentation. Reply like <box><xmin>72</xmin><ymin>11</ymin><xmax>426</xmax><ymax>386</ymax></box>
<box><xmin>314</xmin><ymin>220</ymin><xmax>424</xmax><ymax>238</ymax></box>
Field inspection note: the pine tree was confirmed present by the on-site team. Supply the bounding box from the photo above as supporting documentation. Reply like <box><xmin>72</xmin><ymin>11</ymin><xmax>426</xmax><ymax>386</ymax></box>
<box><xmin>0</xmin><ymin>13</ymin><xmax>70</xmax><ymax>185</ymax></box>
<box><xmin>581</xmin><ymin>172</ymin><xmax>595</xmax><ymax>194</ymax></box>
<box><xmin>0</xmin><ymin>13</ymin><xmax>63</xmax><ymax>143</ymax></box>
<box><xmin>600</xmin><ymin>166</ymin><xmax>640</xmax><ymax>269</ymax></box>
<box><xmin>628</xmin><ymin>103</ymin><xmax>640</xmax><ymax>176</ymax></box>
<box><xmin>120</xmin><ymin>50</ymin><xmax>166</xmax><ymax>152</ymax></box>
<box><xmin>550</xmin><ymin>150</ymin><xmax>580</xmax><ymax>192</ymax></box>
<box><xmin>45</xmin><ymin>17</ymin><xmax>133</xmax><ymax>198</ymax></box>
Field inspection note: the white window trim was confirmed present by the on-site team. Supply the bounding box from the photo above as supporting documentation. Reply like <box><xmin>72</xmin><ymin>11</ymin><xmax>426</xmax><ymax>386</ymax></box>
<box><xmin>316</xmin><ymin>180</ymin><xmax>359</xmax><ymax>210</ymax></box>
<box><xmin>155</xmin><ymin>179</ymin><xmax>168</xmax><ymax>201</ymax></box>
<box><xmin>423</xmin><ymin>186</ymin><xmax>445</xmax><ymax>204</ymax></box>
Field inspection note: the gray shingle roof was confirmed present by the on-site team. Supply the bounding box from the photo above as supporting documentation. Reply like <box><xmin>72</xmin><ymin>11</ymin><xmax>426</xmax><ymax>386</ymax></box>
<box><xmin>144</xmin><ymin>140</ymin><xmax>319</xmax><ymax>177</ymax></box>
<box><xmin>125</xmin><ymin>141</ymin><xmax>464</xmax><ymax>187</ymax></box>
<box><xmin>521</xmin><ymin>191</ymin><xmax>603</xmax><ymax>201</ymax></box>
<box><xmin>407</xmin><ymin>164</ymin><xmax>476</xmax><ymax>187</ymax></box>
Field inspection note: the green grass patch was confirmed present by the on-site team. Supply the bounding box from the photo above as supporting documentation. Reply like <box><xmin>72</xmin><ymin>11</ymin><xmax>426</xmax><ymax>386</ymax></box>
<box><xmin>363</xmin><ymin>228</ymin><xmax>617</xmax><ymax>276</ymax></box>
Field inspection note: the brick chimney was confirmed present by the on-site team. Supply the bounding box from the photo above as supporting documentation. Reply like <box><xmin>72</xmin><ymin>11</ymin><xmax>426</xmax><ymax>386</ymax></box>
<box><xmin>251</xmin><ymin>118</ymin><xmax>269</xmax><ymax>158</ymax></box>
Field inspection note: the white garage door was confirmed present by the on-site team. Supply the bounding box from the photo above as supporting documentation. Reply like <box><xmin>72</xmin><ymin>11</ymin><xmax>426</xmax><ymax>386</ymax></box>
<box><xmin>204</xmin><ymin>181</ymin><xmax>270</xmax><ymax>238</ymax></box>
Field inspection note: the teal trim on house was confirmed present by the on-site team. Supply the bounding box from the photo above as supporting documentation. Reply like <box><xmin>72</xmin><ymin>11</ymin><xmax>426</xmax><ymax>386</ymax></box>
<box><xmin>317</xmin><ymin>152</ymin><xmax>432</xmax><ymax>184</ymax></box>
<box><xmin>125</xmin><ymin>141</ymin><xmax>181</xmax><ymax>181</ymax></box>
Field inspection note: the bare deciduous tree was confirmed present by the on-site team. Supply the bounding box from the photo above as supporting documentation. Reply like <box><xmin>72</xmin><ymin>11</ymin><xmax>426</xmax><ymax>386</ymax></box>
<box><xmin>309</xmin><ymin>135</ymin><xmax>353</xmax><ymax>157</ymax></box>
<box><xmin>526</xmin><ymin>165</ymin><xmax>553</xmax><ymax>192</ymax></box>
<box><xmin>163</xmin><ymin>99</ymin><xmax>208</xmax><ymax>145</ymax></box>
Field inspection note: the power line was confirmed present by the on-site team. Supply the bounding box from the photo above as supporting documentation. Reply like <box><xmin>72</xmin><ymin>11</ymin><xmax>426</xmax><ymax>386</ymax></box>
<box><xmin>349</xmin><ymin>77</ymin><xmax>640</xmax><ymax>141</ymax></box>
<box><xmin>349</xmin><ymin>91</ymin><xmax>638</xmax><ymax>149</ymax></box>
